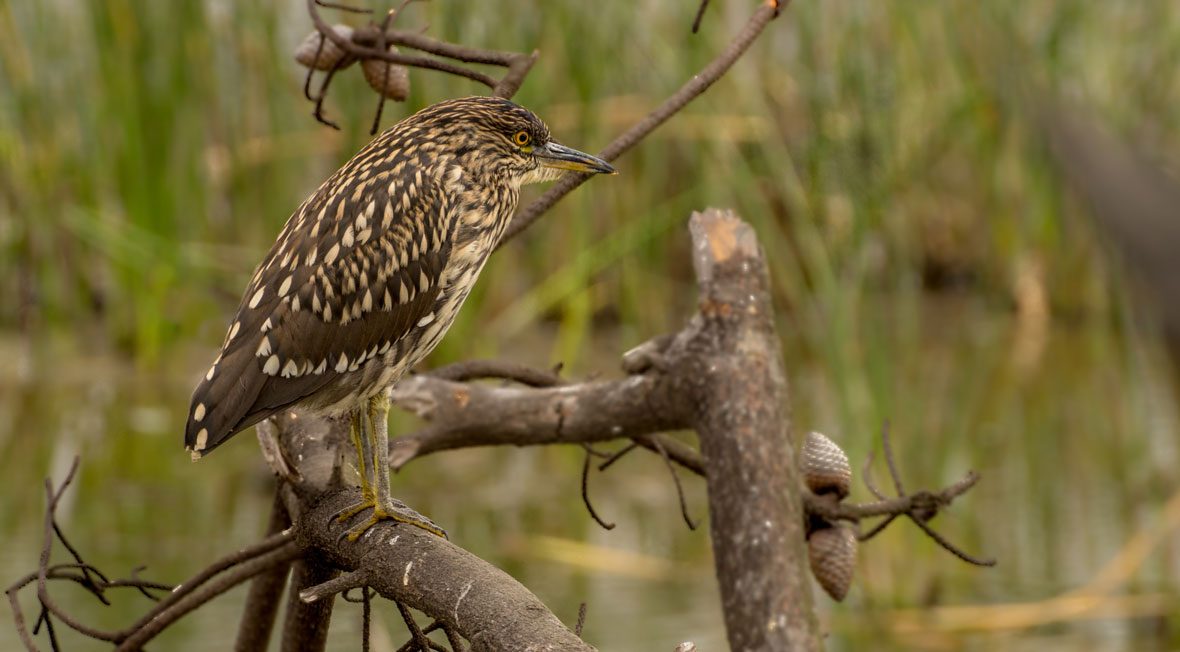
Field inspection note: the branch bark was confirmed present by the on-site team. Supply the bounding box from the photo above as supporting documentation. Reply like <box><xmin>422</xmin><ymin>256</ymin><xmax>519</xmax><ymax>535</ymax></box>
<box><xmin>675</xmin><ymin>210</ymin><xmax>817</xmax><ymax>650</ymax></box>
<box><xmin>235</xmin><ymin>487</ymin><xmax>292</xmax><ymax>652</ymax></box>
<box><xmin>386</xmin><ymin>209</ymin><xmax>820</xmax><ymax>650</ymax></box>
<box><xmin>275</xmin><ymin>209</ymin><xmax>820</xmax><ymax>651</ymax></box>
<box><xmin>263</xmin><ymin>409</ymin><xmax>594</xmax><ymax>651</ymax></box>
<box><xmin>296</xmin><ymin>489</ymin><xmax>595</xmax><ymax>652</ymax></box>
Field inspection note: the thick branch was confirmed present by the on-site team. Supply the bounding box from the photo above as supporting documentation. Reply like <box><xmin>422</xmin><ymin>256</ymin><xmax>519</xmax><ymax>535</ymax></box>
<box><xmin>297</xmin><ymin>489</ymin><xmax>595</xmax><ymax>652</ymax></box>
<box><xmin>389</xmin><ymin>373</ymin><xmax>687</xmax><ymax>468</ymax></box>
<box><xmin>674</xmin><ymin>209</ymin><xmax>817</xmax><ymax>651</ymax></box>
<box><xmin>390</xmin><ymin>209</ymin><xmax>821</xmax><ymax>650</ymax></box>
<box><xmin>281</xmin><ymin>554</ymin><xmax>338</xmax><ymax>652</ymax></box>
<box><xmin>235</xmin><ymin>488</ymin><xmax>293</xmax><ymax>652</ymax></box>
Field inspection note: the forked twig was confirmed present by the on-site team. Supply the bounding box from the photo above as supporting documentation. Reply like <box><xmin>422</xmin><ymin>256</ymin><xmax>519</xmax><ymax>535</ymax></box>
<box><xmin>580</xmin><ymin>446</ymin><xmax>616</xmax><ymax>530</ymax></box>
<box><xmin>843</xmin><ymin>423</ymin><xmax>995</xmax><ymax>566</ymax></box>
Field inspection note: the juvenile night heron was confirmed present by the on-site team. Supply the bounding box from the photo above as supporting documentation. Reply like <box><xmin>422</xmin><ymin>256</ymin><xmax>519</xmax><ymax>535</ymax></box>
<box><xmin>185</xmin><ymin>96</ymin><xmax>614</xmax><ymax>539</ymax></box>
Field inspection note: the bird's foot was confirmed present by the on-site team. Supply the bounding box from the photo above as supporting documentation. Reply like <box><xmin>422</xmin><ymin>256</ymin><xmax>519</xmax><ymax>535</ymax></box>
<box><xmin>332</xmin><ymin>488</ymin><xmax>377</xmax><ymax>524</ymax></box>
<box><xmin>337</xmin><ymin>495</ymin><xmax>448</xmax><ymax>542</ymax></box>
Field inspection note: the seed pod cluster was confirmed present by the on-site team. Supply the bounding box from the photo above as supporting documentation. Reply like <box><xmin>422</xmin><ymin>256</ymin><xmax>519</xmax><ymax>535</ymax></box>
<box><xmin>800</xmin><ymin>431</ymin><xmax>857</xmax><ymax>601</ymax></box>
<box><xmin>361</xmin><ymin>47</ymin><xmax>410</xmax><ymax>101</ymax></box>
<box><xmin>294</xmin><ymin>25</ymin><xmax>411</xmax><ymax>103</ymax></box>
<box><xmin>294</xmin><ymin>24</ymin><xmax>356</xmax><ymax>71</ymax></box>
<box><xmin>808</xmin><ymin>525</ymin><xmax>857</xmax><ymax>601</ymax></box>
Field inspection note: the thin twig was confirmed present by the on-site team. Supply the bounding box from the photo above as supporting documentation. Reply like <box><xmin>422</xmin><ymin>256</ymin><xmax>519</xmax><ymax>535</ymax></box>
<box><xmin>908</xmin><ymin>516</ymin><xmax>996</xmax><ymax>567</ymax></box>
<box><xmin>316</xmin><ymin>0</ymin><xmax>373</xmax><ymax>13</ymax></box>
<box><xmin>880</xmin><ymin>420</ymin><xmax>906</xmax><ymax>497</ymax></box>
<box><xmin>856</xmin><ymin>514</ymin><xmax>899</xmax><ymax>542</ymax></box>
<box><xmin>499</xmin><ymin>1</ymin><xmax>787</xmax><ymax>245</ymax></box>
<box><xmin>395</xmin><ymin>601</ymin><xmax>436</xmax><ymax>651</ymax></box>
<box><xmin>861</xmin><ymin>450</ymin><xmax>887</xmax><ymax>500</ymax></box>
<box><xmin>303</xmin><ymin>35</ymin><xmax>326</xmax><ymax>101</ymax></box>
<box><xmin>580</xmin><ymin>448</ymin><xmax>615</xmax><ymax>530</ymax></box>
<box><xmin>369</xmin><ymin>9</ymin><xmax>396</xmax><ymax>136</ymax></box>
<box><xmin>50</xmin><ymin>522</ymin><xmax>109</xmax><ymax>605</ymax></box>
<box><xmin>120</xmin><ymin>530</ymin><xmax>295</xmax><ymax>639</ymax></box>
<box><xmin>299</xmin><ymin>569</ymin><xmax>366</xmax><ymax>603</ymax></box>
<box><xmin>691</xmin><ymin>0</ymin><xmax>711</xmax><ymax>33</ymax></box>
<box><xmin>36</xmin><ymin>609</ymin><xmax>58</xmax><ymax>652</ymax></box>
<box><xmin>650</xmin><ymin>436</ymin><xmax>698</xmax><ymax>530</ymax></box>
<box><xmin>634</xmin><ymin>435</ymin><xmax>706</xmax><ymax>476</ymax></box>
<box><xmin>581</xmin><ymin>443</ymin><xmax>614</xmax><ymax>460</ymax></box>
<box><xmin>575</xmin><ymin>602</ymin><xmax>587</xmax><ymax>638</ymax></box>
<box><xmin>7</xmin><ymin>581</ymin><xmax>38</xmax><ymax>651</ymax></box>
<box><xmin>596</xmin><ymin>441</ymin><xmax>640</xmax><ymax>472</ymax></box>
<box><xmin>362</xmin><ymin>588</ymin><xmax>372</xmax><ymax>652</ymax></box>
<box><xmin>312</xmin><ymin>62</ymin><xmax>345</xmax><ymax>130</ymax></box>
<box><xmin>114</xmin><ymin>542</ymin><xmax>301</xmax><ymax>651</ymax></box>
<box><xmin>308</xmin><ymin>0</ymin><xmax>506</xmax><ymax>89</ymax></box>
<box><xmin>442</xmin><ymin>622</ymin><xmax>465</xmax><ymax>652</ymax></box>
<box><xmin>426</xmin><ymin>360</ymin><xmax>564</xmax><ymax>387</ymax></box>
<box><xmin>35</xmin><ymin>462</ymin><xmax>125</xmax><ymax>643</ymax></box>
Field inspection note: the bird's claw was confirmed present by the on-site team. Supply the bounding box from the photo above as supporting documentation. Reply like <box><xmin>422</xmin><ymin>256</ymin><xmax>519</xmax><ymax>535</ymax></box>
<box><xmin>335</xmin><ymin>495</ymin><xmax>448</xmax><ymax>542</ymax></box>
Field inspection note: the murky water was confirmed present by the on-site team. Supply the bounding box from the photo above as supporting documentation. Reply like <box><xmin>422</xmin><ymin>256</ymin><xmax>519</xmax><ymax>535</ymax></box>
<box><xmin>3</xmin><ymin>294</ymin><xmax>1179</xmax><ymax>651</ymax></box>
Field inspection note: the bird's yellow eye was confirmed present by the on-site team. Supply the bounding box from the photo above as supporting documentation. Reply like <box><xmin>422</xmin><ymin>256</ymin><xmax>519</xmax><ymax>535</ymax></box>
<box><xmin>513</xmin><ymin>131</ymin><xmax>531</xmax><ymax>147</ymax></box>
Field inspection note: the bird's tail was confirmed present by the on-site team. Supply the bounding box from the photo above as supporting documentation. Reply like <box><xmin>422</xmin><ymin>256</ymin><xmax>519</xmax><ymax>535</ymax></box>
<box><xmin>185</xmin><ymin>342</ymin><xmax>266</xmax><ymax>460</ymax></box>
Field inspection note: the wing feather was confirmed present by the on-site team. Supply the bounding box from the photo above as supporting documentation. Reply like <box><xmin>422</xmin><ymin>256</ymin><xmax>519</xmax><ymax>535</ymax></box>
<box><xmin>186</xmin><ymin>174</ymin><xmax>453</xmax><ymax>457</ymax></box>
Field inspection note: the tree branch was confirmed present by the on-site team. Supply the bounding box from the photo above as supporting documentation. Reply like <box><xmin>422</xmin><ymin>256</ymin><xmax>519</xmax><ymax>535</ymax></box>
<box><xmin>304</xmin><ymin>0</ymin><xmax>537</xmax><ymax>101</ymax></box>
<box><xmin>498</xmin><ymin>0</ymin><xmax>790</xmax><ymax>245</ymax></box>
<box><xmin>235</xmin><ymin>487</ymin><xmax>294</xmax><ymax>651</ymax></box>
<box><xmin>295</xmin><ymin>488</ymin><xmax>595</xmax><ymax>652</ymax></box>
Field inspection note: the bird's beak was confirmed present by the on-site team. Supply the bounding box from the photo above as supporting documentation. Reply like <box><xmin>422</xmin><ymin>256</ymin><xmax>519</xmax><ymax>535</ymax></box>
<box><xmin>535</xmin><ymin>142</ymin><xmax>617</xmax><ymax>175</ymax></box>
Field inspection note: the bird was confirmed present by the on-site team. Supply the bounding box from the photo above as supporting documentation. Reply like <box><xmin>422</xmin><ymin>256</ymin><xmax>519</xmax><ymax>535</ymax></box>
<box><xmin>185</xmin><ymin>96</ymin><xmax>615</xmax><ymax>540</ymax></box>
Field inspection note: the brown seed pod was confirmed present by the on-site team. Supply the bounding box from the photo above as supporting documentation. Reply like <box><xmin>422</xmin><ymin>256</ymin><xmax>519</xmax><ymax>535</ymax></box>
<box><xmin>801</xmin><ymin>430</ymin><xmax>851</xmax><ymax>499</ymax></box>
<box><xmin>294</xmin><ymin>24</ymin><xmax>355</xmax><ymax>71</ymax></box>
<box><xmin>361</xmin><ymin>48</ymin><xmax>410</xmax><ymax>101</ymax></box>
<box><xmin>808</xmin><ymin>525</ymin><xmax>857</xmax><ymax>601</ymax></box>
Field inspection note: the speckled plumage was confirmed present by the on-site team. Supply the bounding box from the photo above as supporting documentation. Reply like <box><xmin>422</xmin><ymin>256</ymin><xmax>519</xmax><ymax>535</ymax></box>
<box><xmin>185</xmin><ymin>96</ymin><xmax>612</xmax><ymax>459</ymax></box>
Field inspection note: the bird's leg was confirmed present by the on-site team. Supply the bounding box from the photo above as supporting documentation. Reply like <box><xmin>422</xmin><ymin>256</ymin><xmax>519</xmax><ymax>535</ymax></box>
<box><xmin>333</xmin><ymin>409</ymin><xmax>377</xmax><ymax>523</ymax></box>
<box><xmin>340</xmin><ymin>393</ymin><xmax>447</xmax><ymax>541</ymax></box>
<box><xmin>352</xmin><ymin>409</ymin><xmax>375</xmax><ymax>502</ymax></box>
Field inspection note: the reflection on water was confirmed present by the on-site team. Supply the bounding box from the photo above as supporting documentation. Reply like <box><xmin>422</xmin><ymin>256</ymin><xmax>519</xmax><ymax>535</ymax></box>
<box><xmin>2</xmin><ymin>293</ymin><xmax>1178</xmax><ymax>651</ymax></box>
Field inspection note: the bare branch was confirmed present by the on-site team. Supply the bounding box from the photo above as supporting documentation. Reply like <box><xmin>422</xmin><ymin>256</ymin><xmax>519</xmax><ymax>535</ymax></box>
<box><xmin>305</xmin><ymin>0</ymin><xmax>538</xmax><ymax>104</ymax></box>
<box><xmin>580</xmin><ymin>447</ymin><xmax>616</xmax><ymax>530</ymax></box>
<box><xmin>235</xmin><ymin>488</ymin><xmax>294</xmax><ymax>651</ymax></box>
<box><xmin>115</xmin><ymin>542</ymin><xmax>301</xmax><ymax>651</ymax></box>
<box><xmin>649</xmin><ymin>436</ymin><xmax>698</xmax><ymax>531</ymax></box>
<box><xmin>295</xmin><ymin>488</ymin><xmax>596</xmax><ymax>651</ymax></box>
<box><xmin>425</xmin><ymin>359</ymin><xmax>564</xmax><ymax>387</ymax></box>
<box><xmin>498</xmin><ymin>1</ymin><xmax>790</xmax><ymax>245</ymax></box>
<box><xmin>388</xmin><ymin>373</ymin><xmax>687</xmax><ymax>469</ymax></box>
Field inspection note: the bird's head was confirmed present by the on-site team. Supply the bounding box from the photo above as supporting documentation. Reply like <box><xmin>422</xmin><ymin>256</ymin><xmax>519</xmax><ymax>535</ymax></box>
<box><xmin>410</xmin><ymin>96</ymin><xmax>616</xmax><ymax>186</ymax></box>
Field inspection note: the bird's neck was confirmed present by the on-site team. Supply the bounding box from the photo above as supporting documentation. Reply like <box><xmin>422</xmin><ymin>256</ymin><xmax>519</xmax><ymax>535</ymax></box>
<box><xmin>442</xmin><ymin>162</ymin><xmax>520</xmax><ymax>252</ymax></box>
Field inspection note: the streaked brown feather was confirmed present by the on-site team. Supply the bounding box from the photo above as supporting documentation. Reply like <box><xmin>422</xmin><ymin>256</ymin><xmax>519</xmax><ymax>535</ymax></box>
<box><xmin>185</xmin><ymin>96</ymin><xmax>568</xmax><ymax>458</ymax></box>
<box><xmin>186</xmin><ymin>168</ymin><xmax>453</xmax><ymax>455</ymax></box>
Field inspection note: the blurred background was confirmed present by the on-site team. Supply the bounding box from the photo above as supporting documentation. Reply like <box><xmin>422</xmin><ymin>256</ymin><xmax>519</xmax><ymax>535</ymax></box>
<box><xmin>3</xmin><ymin>1</ymin><xmax>1180</xmax><ymax>650</ymax></box>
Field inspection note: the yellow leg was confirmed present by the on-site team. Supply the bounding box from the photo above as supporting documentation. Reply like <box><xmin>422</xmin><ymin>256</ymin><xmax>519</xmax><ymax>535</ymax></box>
<box><xmin>334</xmin><ymin>410</ymin><xmax>375</xmax><ymax>522</ymax></box>
<box><xmin>337</xmin><ymin>393</ymin><xmax>447</xmax><ymax>541</ymax></box>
